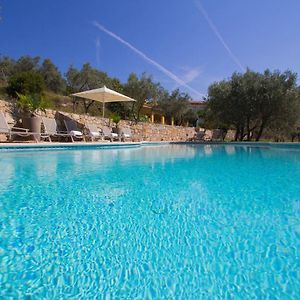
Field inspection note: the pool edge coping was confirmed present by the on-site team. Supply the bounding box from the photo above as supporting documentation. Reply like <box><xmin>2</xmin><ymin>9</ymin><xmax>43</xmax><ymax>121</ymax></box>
<box><xmin>0</xmin><ymin>140</ymin><xmax>300</xmax><ymax>151</ymax></box>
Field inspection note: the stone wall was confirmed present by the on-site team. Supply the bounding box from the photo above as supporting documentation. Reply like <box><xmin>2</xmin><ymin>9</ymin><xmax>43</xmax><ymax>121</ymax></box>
<box><xmin>0</xmin><ymin>100</ymin><xmax>196</xmax><ymax>142</ymax></box>
<box><xmin>43</xmin><ymin>109</ymin><xmax>195</xmax><ymax>142</ymax></box>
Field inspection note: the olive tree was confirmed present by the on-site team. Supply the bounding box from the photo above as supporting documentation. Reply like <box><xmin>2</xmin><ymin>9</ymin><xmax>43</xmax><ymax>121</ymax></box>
<box><xmin>39</xmin><ymin>58</ymin><xmax>65</xmax><ymax>93</ymax></box>
<box><xmin>124</xmin><ymin>73</ymin><xmax>166</xmax><ymax>122</ymax></box>
<box><xmin>207</xmin><ymin>69</ymin><xmax>300</xmax><ymax>141</ymax></box>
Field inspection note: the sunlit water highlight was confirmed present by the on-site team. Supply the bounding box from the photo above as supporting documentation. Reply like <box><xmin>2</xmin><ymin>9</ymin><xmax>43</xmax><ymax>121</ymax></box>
<box><xmin>0</xmin><ymin>144</ymin><xmax>299</xmax><ymax>299</ymax></box>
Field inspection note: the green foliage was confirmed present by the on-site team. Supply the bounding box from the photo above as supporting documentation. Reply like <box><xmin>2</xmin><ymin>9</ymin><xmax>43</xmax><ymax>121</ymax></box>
<box><xmin>124</xmin><ymin>73</ymin><xmax>166</xmax><ymax>122</ymax></box>
<box><xmin>65</xmin><ymin>63</ymin><xmax>112</xmax><ymax>93</ymax></box>
<box><xmin>13</xmin><ymin>56</ymin><xmax>40</xmax><ymax>73</ymax></box>
<box><xmin>1</xmin><ymin>55</ymin><xmax>201</xmax><ymax>124</ymax></box>
<box><xmin>0</xmin><ymin>56</ymin><xmax>15</xmax><ymax>84</ymax></box>
<box><xmin>40</xmin><ymin>59</ymin><xmax>65</xmax><ymax>93</ymax></box>
<box><xmin>16</xmin><ymin>93</ymin><xmax>48</xmax><ymax>116</ymax></box>
<box><xmin>7</xmin><ymin>71</ymin><xmax>45</xmax><ymax>97</ymax></box>
<box><xmin>158</xmin><ymin>89</ymin><xmax>193</xmax><ymax>125</ymax></box>
<box><xmin>65</xmin><ymin>63</ymin><xmax>125</xmax><ymax>114</ymax></box>
<box><xmin>139</xmin><ymin>115</ymin><xmax>150</xmax><ymax>122</ymax></box>
<box><xmin>111</xmin><ymin>113</ymin><xmax>121</xmax><ymax>125</ymax></box>
<box><xmin>207</xmin><ymin>69</ymin><xmax>300</xmax><ymax>141</ymax></box>
<box><xmin>4</xmin><ymin>55</ymin><xmax>299</xmax><ymax>135</ymax></box>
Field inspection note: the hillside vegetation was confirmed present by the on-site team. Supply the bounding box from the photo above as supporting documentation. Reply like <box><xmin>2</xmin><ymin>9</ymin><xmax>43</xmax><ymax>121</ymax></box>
<box><xmin>0</xmin><ymin>55</ymin><xmax>197</xmax><ymax>125</ymax></box>
<box><xmin>1</xmin><ymin>55</ymin><xmax>300</xmax><ymax>141</ymax></box>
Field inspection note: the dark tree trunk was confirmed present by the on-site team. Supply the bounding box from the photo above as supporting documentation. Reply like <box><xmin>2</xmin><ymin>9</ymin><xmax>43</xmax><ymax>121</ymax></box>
<box><xmin>83</xmin><ymin>100</ymin><xmax>95</xmax><ymax>114</ymax></box>
<box><xmin>72</xmin><ymin>100</ymin><xmax>76</xmax><ymax>113</ymax></box>
<box><xmin>246</xmin><ymin>117</ymin><xmax>251</xmax><ymax>141</ymax></box>
<box><xmin>256</xmin><ymin>121</ymin><xmax>266</xmax><ymax>141</ymax></box>
<box><xmin>239</xmin><ymin>125</ymin><xmax>244</xmax><ymax>141</ymax></box>
<box><xmin>234</xmin><ymin>125</ymin><xmax>240</xmax><ymax>141</ymax></box>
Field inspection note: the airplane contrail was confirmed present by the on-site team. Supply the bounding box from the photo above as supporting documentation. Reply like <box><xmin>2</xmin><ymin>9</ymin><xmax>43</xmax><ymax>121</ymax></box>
<box><xmin>92</xmin><ymin>21</ymin><xmax>205</xmax><ymax>97</ymax></box>
<box><xmin>95</xmin><ymin>37</ymin><xmax>101</xmax><ymax>67</ymax></box>
<box><xmin>195</xmin><ymin>1</ymin><xmax>245</xmax><ymax>72</ymax></box>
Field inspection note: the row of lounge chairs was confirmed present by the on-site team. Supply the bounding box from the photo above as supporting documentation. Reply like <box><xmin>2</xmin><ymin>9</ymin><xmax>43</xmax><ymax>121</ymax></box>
<box><xmin>0</xmin><ymin>112</ymin><xmax>133</xmax><ymax>143</ymax></box>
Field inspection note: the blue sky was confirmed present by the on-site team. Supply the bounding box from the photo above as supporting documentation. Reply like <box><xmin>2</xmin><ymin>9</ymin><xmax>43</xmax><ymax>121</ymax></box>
<box><xmin>1</xmin><ymin>0</ymin><xmax>300</xmax><ymax>99</ymax></box>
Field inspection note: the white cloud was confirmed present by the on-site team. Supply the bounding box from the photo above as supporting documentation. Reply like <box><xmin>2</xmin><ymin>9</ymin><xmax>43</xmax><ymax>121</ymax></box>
<box><xmin>181</xmin><ymin>67</ymin><xmax>203</xmax><ymax>84</ymax></box>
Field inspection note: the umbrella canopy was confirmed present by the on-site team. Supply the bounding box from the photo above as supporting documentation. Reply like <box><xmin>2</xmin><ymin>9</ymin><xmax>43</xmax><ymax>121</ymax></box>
<box><xmin>71</xmin><ymin>86</ymin><xmax>136</xmax><ymax>117</ymax></box>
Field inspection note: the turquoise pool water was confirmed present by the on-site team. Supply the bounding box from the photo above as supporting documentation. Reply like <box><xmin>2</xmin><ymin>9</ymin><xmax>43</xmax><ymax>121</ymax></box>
<box><xmin>0</xmin><ymin>144</ymin><xmax>299</xmax><ymax>299</ymax></box>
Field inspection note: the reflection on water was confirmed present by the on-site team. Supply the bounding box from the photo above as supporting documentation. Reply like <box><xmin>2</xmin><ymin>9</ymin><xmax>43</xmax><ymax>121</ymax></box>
<box><xmin>35</xmin><ymin>155</ymin><xmax>58</xmax><ymax>180</ymax></box>
<box><xmin>0</xmin><ymin>159</ymin><xmax>15</xmax><ymax>193</ymax></box>
<box><xmin>224</xmin><ymin>145</ymin><xmax>236</xmax><ymax>155</ymax></box>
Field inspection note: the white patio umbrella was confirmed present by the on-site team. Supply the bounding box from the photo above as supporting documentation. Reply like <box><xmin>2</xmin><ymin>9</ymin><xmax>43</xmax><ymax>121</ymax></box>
<box><xmin>71</xmin><ymin>86</ymin><xmax>136</xmax><ymax>117</ymax></box>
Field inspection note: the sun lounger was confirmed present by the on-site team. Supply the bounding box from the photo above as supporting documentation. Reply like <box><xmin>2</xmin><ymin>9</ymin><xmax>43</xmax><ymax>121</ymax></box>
<box><xmin>119</xmin><ymin>127</ymin><xmax>133</xmax><ymax>142</ymax></box>
<box><xmin>212</xmin><ymin>129</ymin><xmax>224</xmax><ymax>141</ymax></box>
<box><xmin>41</xmin><ymin>117</ymin><xmax>73</xmax><ymax>142</ymax></box>
<box><xmin>64</xmin><ymin>119</ymin><xmax>85</xmax><ymax>142</ymax></box>
<box><xmin>193</xmin><ymin>129</ymin><xmax>212</xmax><ymax>142</ymax></box>
<box><xmin>85</xmin><ymin>123</ymin><xmax>103</xmax><ymax>142</ymax></box>
<box><xmin>0</xmin><ymin>111</ymin><xmax>38</xmax><ymax>142</ymax></box>
<box><xmin>101</xmin><ymin>126</ymin><xmax>120</xmax><ymax>142</ymax></box>
<box><xmin>193</xmin><ymin>130</ymin><xmax>206</xmax><ymax>141</ymax></box>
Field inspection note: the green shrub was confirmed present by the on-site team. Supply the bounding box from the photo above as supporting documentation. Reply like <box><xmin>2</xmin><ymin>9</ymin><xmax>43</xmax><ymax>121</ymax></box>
<box><xmin>111</xmin><ymin>113</ymin><xmax>121</xmax><ymax>125</ymax></box>
<box><xmin>16</xmin><ymin>93</ymin><xmax>48</xmax><ymax>116</ymax></box>
<box><xmin>7</xmin><ymin>71</ymin><xmax>45</xmax><ymax>98</ymax></box>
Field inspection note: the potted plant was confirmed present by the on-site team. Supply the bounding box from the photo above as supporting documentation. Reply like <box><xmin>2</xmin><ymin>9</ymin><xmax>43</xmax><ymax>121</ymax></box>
<box><xmin>16</xmin><ymin>93</ymin><xmax>47</xmax><ymax>140</ymax></box>
<box><xmin>111</xmin><ymin>113</ymin><xmax>121</xmax><ymax>134</ymax></box>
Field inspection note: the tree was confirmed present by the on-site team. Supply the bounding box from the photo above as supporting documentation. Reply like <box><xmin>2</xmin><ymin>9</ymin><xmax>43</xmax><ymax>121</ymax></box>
<box><xmin>66</xmin><ymin>63</ymin><xmax>111</xmax><ymax>93</ymax></box>
<box><xmin>0</xmin><ymin>56</ymin><xmax>15</xmax><ymax>84</ymax></box>
<box><xmin>254</xmin><ymin>70</ymin><xmax>299</xmax><ymax>141</ymax></box>
<box><xmin>13</xmin><ymin>56</ymin><xmax>40</xmax><ymax>74</ymax></box>
<box><xmin>65</xmin><ymin>63</ymin><xmax>117</xmax><ymax>113</ymax></box>
<box><xmin>207</xmin><ymin>69</ymin><xmax>300</xmax><ymax>141</ymax></box>
<box><xmin>65</xmin><ymin>65</ymin><xmax>80</xmax><ymax>94</ymax></box>
<box><xmin>158</xmin><ymin>89</ymin><xmax>192</xmax><ymax>125</ymax></box>
<box><xmin>124</xmin><ymin>73</ymin><xmax>165</xmax><ymax>122</ymax></box>
<box><xmin>39</xmin><ymin>58</ymin><xmax>65</xmax><ymax>93</ymax></box>
<box><xmin>7</xmin><ymin>71</ymin><xmax>45</xmax><ymax>98</ymax></box>
<box><xmin>105</xmin><ymin>78</ymin><xmax>128</xmax><ymax>118</ymax></box>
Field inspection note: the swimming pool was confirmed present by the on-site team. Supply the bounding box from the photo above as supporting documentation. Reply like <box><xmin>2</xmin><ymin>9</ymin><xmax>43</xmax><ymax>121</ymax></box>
<box><xmin>1</xmin><ymin>144</ymin><xmax>299</xmax><ymax>298</ymax></box>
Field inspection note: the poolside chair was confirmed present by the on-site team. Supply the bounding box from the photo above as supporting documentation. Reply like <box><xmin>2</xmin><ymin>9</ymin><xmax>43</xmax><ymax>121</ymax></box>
<box><xmin>63</xmin><ymin>119</ymin><xmax>85</xmax><ymax>142</ymax></box>
<box><xmin>193</xmin><ymin>130</ymin><xmax>206</xmax><ymax>142</ymax></box>
<box><xmin>119</xmin><ymin>127</ymin><xmax>133</xmax><ymax>142</ymax></box>
<box><xmin>85</xmin><ymin>123</ymin><xmax>103</xmax><ymax>142</ymax></box>
<box><xmin>101</xmin><ymin>126</ymin><xmax>120</xmax><ymax>142</ymax></box>
<box><xmin>212</xmin><ymin>129</ymin><xmax>224</xmax><ymax>141</ymax></box>
<box><xmin>41</xmin><ymin>117</ymin><xmax>72</xmax><ymax>142</ymax></box>
<box><xmin>0</xmin><ymin>111</ymin><xmax>38</xmax><ymax>142</ymax></box>
<box><xmin>193</xmin><ymin>128</ymin><xmax>212</xmax><ymax>142</ymax></box>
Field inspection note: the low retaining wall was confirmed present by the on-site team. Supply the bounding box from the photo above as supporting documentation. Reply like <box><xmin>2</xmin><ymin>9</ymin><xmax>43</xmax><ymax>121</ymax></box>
<box><xmin>0</xmin><ymin>100</ymin><xmax>195</xmax><ymax>142</ymax></box>
<box><xmin>44</xmin><ymin>110</ymin><xmax>195</xmax><ymax>142</ymax></box>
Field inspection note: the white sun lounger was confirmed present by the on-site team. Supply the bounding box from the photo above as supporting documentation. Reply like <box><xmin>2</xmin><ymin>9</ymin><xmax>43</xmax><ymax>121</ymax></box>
<box><xmin>85</xmin><ymin>123</ymin><xmax>103</xmax><ymax>142</ymax></box>
<box><xmin>41</xmin><ymin>117</ymin><xmax>73</xmax><ymax>142</ymax></box>
<box><xmin>101</xmin><ymin>126</ymin><xmax>120</xmax><ymax>142</ymax></box>
<box><xmin>0</xmin><ymin>111</ymin><xmax>38</xmax><ymax>142</ymax></box>
<box><xmin>64</xmin><ymin>119</ymin><xmax>85</xmax><ymax>142</ymax></box>
<box><xmin>119</xmin><ymin>127</ymin><xmax>133</xmax><ymax>142</ymax></box>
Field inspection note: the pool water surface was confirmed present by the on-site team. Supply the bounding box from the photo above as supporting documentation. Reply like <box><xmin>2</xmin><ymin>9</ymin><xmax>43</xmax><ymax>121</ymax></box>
<box><xmin>0</xmin><ymin>144</ymin><xmax>299</xmax><ymax>298</ymax></box>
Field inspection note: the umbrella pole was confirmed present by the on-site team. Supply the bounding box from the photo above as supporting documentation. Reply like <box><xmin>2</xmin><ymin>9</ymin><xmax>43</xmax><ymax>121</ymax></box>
<box><xmin>102</xmin><ymin>102</ymin><xmax>105</xmax><ymax>118</ymax></box>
